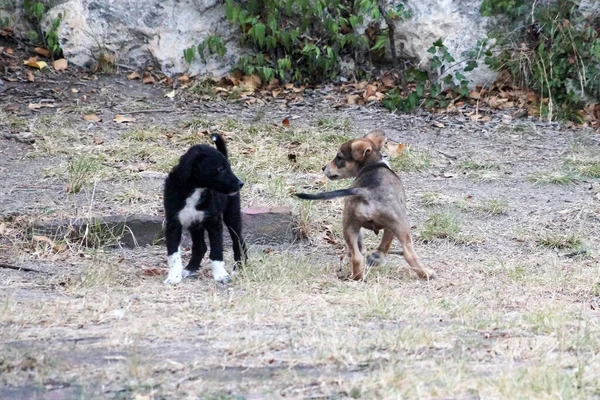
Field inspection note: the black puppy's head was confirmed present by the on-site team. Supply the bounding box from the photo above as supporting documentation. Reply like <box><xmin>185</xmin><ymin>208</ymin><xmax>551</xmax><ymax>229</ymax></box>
<box><xmin>176</xmin><ymin>145</ymin><xmax>243</xmax><ymax>195</ymax></box>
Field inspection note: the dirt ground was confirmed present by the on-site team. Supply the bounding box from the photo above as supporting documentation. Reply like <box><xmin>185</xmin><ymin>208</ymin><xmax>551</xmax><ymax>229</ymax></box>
<box><xmin>2</xmin><ymin>51</ymin><xmax>600</xmax><ymax>399</ymax></box>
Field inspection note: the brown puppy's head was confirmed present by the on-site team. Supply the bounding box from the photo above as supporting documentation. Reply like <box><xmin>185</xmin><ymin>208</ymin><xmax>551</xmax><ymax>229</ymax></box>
<box><xmin>323</xmin><ymin>129</ymin><xmax>386</xmax><ymax>180</ymax></box>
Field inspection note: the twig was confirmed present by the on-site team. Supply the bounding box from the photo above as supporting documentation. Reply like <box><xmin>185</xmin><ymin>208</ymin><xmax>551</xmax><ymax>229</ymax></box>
<box><xmin>117</xmin><ymin>63</ymin><xmax>137</xmax><ymax>71</ymax></box>
<box><xmin>377</xmin><ymin>0</ymin><xmax>407</xmax><ymax>92</ymax></box>
<box><xmin>435</xmin><ymin>149</ymin><xmax>458</xmax><ymax>160</ymax></box>
<box><xmin>0</xmin><ymin>263</ymin><xmax>49</xmax><ymax>274</ymax></box>
<box><xmin>116</xmin><ymin>108</ymin><xmax>176</xmax><ymax>114</ymax></box>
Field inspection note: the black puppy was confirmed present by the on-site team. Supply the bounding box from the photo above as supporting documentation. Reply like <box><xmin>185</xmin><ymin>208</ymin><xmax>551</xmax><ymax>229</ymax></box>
<box><xmin>163</xmin><ymin>134</ymin><xmax>247</xmax><ymax>284</ymax></box>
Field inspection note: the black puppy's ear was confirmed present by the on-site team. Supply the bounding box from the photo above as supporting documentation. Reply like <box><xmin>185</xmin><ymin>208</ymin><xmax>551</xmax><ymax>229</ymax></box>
<box><xmin>176</xmin><ymin>147</ymin><xmax>201</xmax><ymax>182</ymax></box>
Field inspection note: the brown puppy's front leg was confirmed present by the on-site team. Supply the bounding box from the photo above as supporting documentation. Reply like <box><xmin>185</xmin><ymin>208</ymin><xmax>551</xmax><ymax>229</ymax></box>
<box><xmin>393</xmin><ymin>226</ymin><xmax>436</xmax><ymax>280</ymax></box>
<box><xmin>367</xmin><ymin>228</ymin><xmax>394</xmax><ymax>266</ymax></box>
<box><xmin>344</xmin><ymin>225</ymin><xmax>365</xmax><ymax>280</ymax></box>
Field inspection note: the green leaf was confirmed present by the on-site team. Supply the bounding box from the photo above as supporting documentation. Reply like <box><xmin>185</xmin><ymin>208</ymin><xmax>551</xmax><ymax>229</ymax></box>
<box><xmin>433</xmin><ymin>38</ymin><xmax>444</xmax><ymax>47</ymax></box>
<box><xmin>463</xmin><ymin>60</ymin><xmax>478</xmax><ymax>72</ymax></box>
<box><xmin>253</xmin><ymin>22</ymin><xmax>266</xmax><ymax>46</ymax></box>
<box><xmin>349</xmin><ymin>15</ymin><xmax>358</xmax><ymax>28</ymax></box>
<box><xmin>371</xmin><ymin>35</ymin><xmax>387</xmax><ymax>51</ymax></box>
<box><xmin>427</xmin><ymin>46</ymin><xmax>437</xmax><ymax>54</ymax></box>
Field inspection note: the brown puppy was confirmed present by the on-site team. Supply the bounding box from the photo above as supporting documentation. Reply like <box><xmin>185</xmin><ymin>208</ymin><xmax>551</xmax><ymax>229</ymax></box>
<box><xmin>296</xmin><ymin>129</ymin><xmax>435</xmax><ymax>281</ymax></box>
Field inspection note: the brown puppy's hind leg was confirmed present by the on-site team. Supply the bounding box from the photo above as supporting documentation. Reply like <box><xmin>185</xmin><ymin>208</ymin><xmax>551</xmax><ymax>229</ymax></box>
<box><xmin>367</xmin><ymin>228</ymin><xmax>394</xmax><ymax>266</ymax></box>
<box><xmin>393</xmin><ymin>227</ymin><xmax>436</xmax><ymax>280</ymax></box>
<box><xmin>344</xmin><ymin>225</ymin><xmax>365</xmax><ymax>281</ymax></box>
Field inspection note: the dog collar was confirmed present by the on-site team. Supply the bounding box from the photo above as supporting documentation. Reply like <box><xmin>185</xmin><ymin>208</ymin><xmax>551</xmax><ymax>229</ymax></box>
<box><xmin>359</xmin><ymin>162</ymin><xmax>391</xmax><ymax>176</ymax></box>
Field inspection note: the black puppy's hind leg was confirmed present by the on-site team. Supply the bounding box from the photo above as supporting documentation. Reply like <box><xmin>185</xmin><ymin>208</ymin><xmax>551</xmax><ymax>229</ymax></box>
<box><xmin>224</xmin><ymin>200</ymin><xmax>248</xmax><ymax>271</ymax></box>
<box><xmin>206</xmin><ymin>221</ymin><xmax>230</xmax><ymax>283</ymax></box>
<box><xmin>184</xmin><ymin>226</ymin><xmax>207</xmax><ymax>278</ymax></box>
<box><xmin>164</xmin><ymin>220</ymin><xmax>184</xmax><ymax>284</ymax></box>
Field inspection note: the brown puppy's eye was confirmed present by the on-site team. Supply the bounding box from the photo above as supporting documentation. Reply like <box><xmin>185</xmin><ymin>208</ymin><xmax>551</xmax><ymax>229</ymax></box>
<box><xmin>218</xmin><ymin>166</ymin><xmax>225</xmax><ymax>172</ymax></box>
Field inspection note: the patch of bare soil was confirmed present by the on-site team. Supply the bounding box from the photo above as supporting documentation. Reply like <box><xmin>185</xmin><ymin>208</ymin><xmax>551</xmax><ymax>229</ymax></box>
<box><xmin>1</xmin><ymin>46</ymin><xmax>600</xmax><ymax>399</ymax></box>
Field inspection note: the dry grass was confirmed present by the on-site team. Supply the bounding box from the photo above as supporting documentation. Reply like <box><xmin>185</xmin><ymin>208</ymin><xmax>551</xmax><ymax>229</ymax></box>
<box><xmin>2</xmin><ymin>246</ymin><xmax>600</xmax><ymax>399</ymax></box>
<box><xmin>2</xmin><ymin>110</ymin><xmax>600</xmax><ymax>399</ymax></box>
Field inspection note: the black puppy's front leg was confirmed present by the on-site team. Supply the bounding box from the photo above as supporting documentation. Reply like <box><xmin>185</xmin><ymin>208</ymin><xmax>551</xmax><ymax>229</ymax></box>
<box><xmin>164</xmin><ymin>220</ymin><xmax>184</xmax><ymax>284</ymax></box>
<box><xmin>184</xmin><ymin>225</ymin><xmax>207</xmax><ymax>277</ymax></box>
<box><xmin>206</xmin><ymin>220</ymin><xmax>230</xmax><ymax>283</ymax></box>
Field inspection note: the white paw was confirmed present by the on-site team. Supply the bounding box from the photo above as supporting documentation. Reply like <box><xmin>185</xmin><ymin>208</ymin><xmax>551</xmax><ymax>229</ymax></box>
<box><xmin>165</xmin><ymin>251</ymin><xmax>184</xmax><ymax>285</ymax></box>
<box><xmin>182</xmin><ymin>269</ymin><xmax>197</xmax><ymax>279</ymax></box>
<box><xmin>164</xmin><ymin>274</ymin><xmax>183</xmax><ymax>285</ymax></box>
<box><xmin>211</xmin><ymin>260</ymin><xmax>231</xmax><ymax>284</ymax></box>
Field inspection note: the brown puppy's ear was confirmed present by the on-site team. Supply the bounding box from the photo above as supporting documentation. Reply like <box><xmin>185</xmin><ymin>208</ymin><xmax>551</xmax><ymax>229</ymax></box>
<box><xmin>351</xmin><ymin>140</ymin><xmax>373</xmax><ymax>161</ymax></box>
<box><xmin>364</xmin><ymin>129</ymin><xmax>386</xmax><ymax>151</ymax></box>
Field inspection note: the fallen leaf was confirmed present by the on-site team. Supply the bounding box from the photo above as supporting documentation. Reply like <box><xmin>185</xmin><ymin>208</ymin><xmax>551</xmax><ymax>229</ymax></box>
<box><xmin>142</xmin><ymin>268</ymin><xmax>166</xmax><ymax>276</ymax></box>
<box><xmin>53</xmin><ymin>58</ymin><xmax>68</xmax><ymax>71</ymax></box>
<box><xmin>0</xmin><ymin>222</ymin><xmax>7</xmax><ymax>236</ymax></box>
<box><xmin>28</xmin><ymin>103</ymin><xmax>55</xmax><ymax>110</ymax></box>
<box><xmin>26</xmin><ymin>70</ymin><xmax>35</xmax><ymax>82</ymax></box>
<box><xmin>142</xmin><ymin>72</ymin><xmax>155</xmax><ymax>84</ymax></box>
<box><xmin>292</xmin><ymin>85</ymin><xmax>305</xmax><ymax>93</ymax></box>
<box><xmin>363</xmin><ymin>84</ymin><xmax>377</xmax><ymax>100</ymax></box>
<box><xmin>346</xmin><ymin>94</ymin><xmax>361</xmax><ymax>105</ymax></box>
<box><xmin>84</xmin><ymin>114</ymin><xmax>102</xmax><ymax>122</ymax></box>
<box><xmin>381</xmin><ymin>74</ymin><xmax>395</xmax><ymax>87</ymax></box>
<box><xmin>388</xmin><ymin>142</ymin><xmax>407</xmax><ymax>156</ymax></box>
<box><xmin>34</xmin><ymin>47</ymin><xmax>51</xmax><ymax>58</ymax></box>
<box><xmin>93</xmin><ymin>137</ymin><xmax>104</xmax><ymax>145</ymax></box>
<box><xmin>165</xmin><ymin>90</ymin><xmax>176</xmax><ymax>99</ymax></box>
<box><xmin>71</xmin><ymin>88</ymin><xmax>79</xmax><ymax>93</ymax></box>
<box><xmin>469</xmin><ymin>90</ymin><xmax>481</xmax><ymax>100</ymax></box>
<box><xmin>266</xmin><ymin>79</ymin><xmax>279</xmax><ymax>90</ymax></box>
<box><xmin>113</xmin><ymin>114</ymin><xmax>136</xmax><ymax>123</ymax></box>
<box><xmin>136</xmin><ymin>162</ymin><xmax>149</xmax><ymax>171</ymax></box>
<box><xmin>5</xmin><ymin>47</ymin><xmax>14</xmax><ymax>55</ymax></box>
<box><xmin>242</xmin><ymin>74</ymin><xmax>262</xmax><ymax>92</ymax></box>
<box><xmin>127</xmin><ymin>71</ymin><xmax>140</xmax><ymax>80</ymax></box>
<box><xmin>470</xmin><ymin>113</ymin><xmax>482</xmax><ymax>122</ymax></box>
<box><xmin>432</xmin><ymin>122</ymin><xmax>445</xmax><ymax>128</ymax></box>
<box><xmin>177</xmin><ymin>74</ymin><xmax>189</xmax><ymax>82</ymax></box>
<box><xmin>32</xmin><ymin>235</ymin><xmax>57</xmax><ymax>249</ymax></box>
<box><xmin>284</xmin><ymin>83</ymin><xmax>294</xmax><ymax>90</ymax></box>
<box><xmin>282</xmin><ymin>117</ymin><xmax>290</xmax><ymax>127</ymax></box>
<box><xmin>272</xmin><ymin>89</ymin><xmax>282</xmax><ymax>97</ymax></box>
<box><xmin>24</xmin><ymin>57</ymin><xmax>47</xmax><ymax>69</ymax></box>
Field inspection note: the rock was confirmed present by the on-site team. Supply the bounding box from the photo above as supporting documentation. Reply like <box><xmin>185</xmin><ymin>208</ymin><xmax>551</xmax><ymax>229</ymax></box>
<box><xmin>390</xmin><ymin>0</ymin><xmax>498</xmax><ymax>87</ymax></box>
<box><xmin>579</xmin><ymin>0</ymin><xmax>600</xmax><ymax>19</ymax></box>
<box><xmin>24</xmin><ymin>0</ymin><xmax>243</xmax><ymax>77</ymax></box>
<box><xmin>32</xmin><ymin>208</ymin><xmax>297</xmax><ymax>248</ymax></box>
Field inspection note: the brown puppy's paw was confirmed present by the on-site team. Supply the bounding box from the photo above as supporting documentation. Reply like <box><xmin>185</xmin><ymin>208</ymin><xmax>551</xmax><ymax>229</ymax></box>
<box><xmin>416</xmin><ymin>268</ymin><xmax>436</xmax><ymax>280</ymax></box>
<box><xmin>366</xmin><ymin>251</ymin><xmax>384</xmax><ymax>266</ymax></box>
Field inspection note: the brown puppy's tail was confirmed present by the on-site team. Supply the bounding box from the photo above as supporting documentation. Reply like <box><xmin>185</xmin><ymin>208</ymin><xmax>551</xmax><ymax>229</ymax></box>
<box><xmin>210</xmin><ymin>133</ymin><xmax>228</xmax><ymax>159</ymax></box>
<box><xmin>295</xmin><ymin>188</ymin><xmax>366</xmax><ymax>200</ymax></box>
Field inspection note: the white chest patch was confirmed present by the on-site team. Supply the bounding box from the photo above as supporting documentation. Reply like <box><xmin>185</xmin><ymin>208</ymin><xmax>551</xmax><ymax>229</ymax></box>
<box><xmin>178</xmin><ymin>188</ymin><xmax>205</xmax><ymax>228</ymax></box>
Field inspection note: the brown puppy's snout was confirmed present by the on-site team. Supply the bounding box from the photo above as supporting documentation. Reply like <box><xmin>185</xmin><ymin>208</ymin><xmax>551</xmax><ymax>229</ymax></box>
<box><xmin>322</xmin><ymin>165</ymin><xmax>326</xmax><ymax>172</ymax></box>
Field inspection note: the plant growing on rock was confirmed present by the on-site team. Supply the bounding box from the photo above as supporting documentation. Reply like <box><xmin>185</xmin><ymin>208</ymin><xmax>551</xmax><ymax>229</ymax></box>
<box><xmin>23</xmin><ymin>0</ymin><xmax>63</xmax><ymax>58</ymax></box>
<box><xmin>218</xmin><ymin>0</ymin><xmax>411</xmax><ymax>83</ymax></box>
<box><xmin>476</xmin><ymin>0</ymin><xmax>600</xmax><ymax>121</ymax></box>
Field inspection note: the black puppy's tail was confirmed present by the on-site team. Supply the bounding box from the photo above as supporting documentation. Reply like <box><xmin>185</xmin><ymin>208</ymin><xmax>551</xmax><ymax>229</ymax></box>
<box><xmin>211</xmin><ymin>133</ymin><xmax>228</xmax><ymax>159</ymax></box>
<box><xmin>295</xmin><ymin>188</ymin><xmax>366</xmax><ymax>200</ymax></box>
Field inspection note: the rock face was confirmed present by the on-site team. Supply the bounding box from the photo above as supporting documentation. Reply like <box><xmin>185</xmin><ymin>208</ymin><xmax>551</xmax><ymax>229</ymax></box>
<box><xmin>390</xmin><ymin>0</ymin><xmax>498</xmax><ymax>86</ymax></box>
<box><xmin>2</xmin><ymin>0</ymin><xmax>243</xmax><ymax>77</ymax></box>
<box><xmin>2</xmin><ymin>0</ymin><xmax>497</xmax><ymax>85</ymax></box>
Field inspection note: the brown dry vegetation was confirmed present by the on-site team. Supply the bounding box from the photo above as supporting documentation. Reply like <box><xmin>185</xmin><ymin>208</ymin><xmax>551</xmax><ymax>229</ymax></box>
<box><xmin>1</xmin><ymin>72</ymin><xmax>600</xmax><ymax>399</ymax></box>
